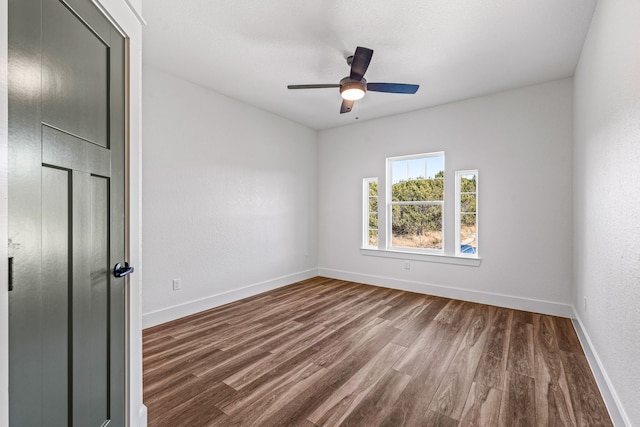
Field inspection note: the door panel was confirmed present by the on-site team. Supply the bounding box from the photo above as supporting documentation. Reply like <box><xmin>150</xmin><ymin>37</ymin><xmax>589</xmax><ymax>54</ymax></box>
<box><xmin>73</xmin><ymin>173</ymin><xmax>110</xmax><ymax>426</ymax></box>
<box><xmin>42</xmin><ymin>125</ymin><xmax>111</xmax><ymax>176</ymax></box>
<box><xmin>62</xmin><ymin>0</ymin><xmax>112</xmax><ymax>42</ymax></box>
<box><xmin>41</xmin><ymin>166</ymin><xmax>70</xmax><ymax>427</ymax></box>
<box><xmin>42</xmin><ymin>0</ymin><xmax>109</xmax><ymax>147</ymax></box>
<box><xmin>8</xmin><ymin>0</ymin><xmax>127</xmax><ymax>425</ymax></box>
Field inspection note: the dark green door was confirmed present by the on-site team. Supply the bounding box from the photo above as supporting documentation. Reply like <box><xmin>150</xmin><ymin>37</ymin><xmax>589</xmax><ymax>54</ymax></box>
<box><xmin>8</xmin><ymin>0</ymin><xmax>127</xmax><ymax>425</ymax></box>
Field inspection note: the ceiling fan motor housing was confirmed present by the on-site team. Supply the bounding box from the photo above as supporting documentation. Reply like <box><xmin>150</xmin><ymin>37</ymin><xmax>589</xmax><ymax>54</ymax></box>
<box><xmin>340</xmin><ymin>77</ymin><xmax>367</xmax><ymax>100</ymax></box>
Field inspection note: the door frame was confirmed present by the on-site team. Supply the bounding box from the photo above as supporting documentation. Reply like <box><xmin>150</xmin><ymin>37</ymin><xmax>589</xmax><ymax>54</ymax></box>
<box><xmin>0</xmin><ymin>0</ymin><xmax>146</xmax><ymax>425</ymax></box>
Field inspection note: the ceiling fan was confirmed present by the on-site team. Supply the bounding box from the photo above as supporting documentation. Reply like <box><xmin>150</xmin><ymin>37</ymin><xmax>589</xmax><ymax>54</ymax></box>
<box><xmin>287</xmin><ymin>46</ymin><xmax>420</xmax><ymax>114</ymax></box>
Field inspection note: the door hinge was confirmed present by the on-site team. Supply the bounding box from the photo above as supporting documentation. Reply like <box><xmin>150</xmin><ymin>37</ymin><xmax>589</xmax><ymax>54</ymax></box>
<box><xmin>8</xmin><ymin>257</ymin><xmax>14</xmax><ymax>292</ymax></box>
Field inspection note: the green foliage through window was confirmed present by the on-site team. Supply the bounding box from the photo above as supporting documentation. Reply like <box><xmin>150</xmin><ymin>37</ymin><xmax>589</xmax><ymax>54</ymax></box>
<box><xmin>364</xmin><ymin>178</ymin><xmax>379</xmax><ymax>247</ymax></box>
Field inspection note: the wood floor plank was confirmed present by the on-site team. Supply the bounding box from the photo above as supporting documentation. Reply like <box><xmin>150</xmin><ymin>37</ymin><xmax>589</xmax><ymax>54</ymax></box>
<box><xmin>423</xmin><ymin>410</ymin><xmax>459</xmax><ymax>427</ymax></box>
<box><xmin>390</xmin><ymin>296</ymin><xmax>448</xmax><ymax>349</ymax></box>
<box><xmin>389</xmin><ymin>303</ymin><xmax>426</xmax><ymax>330</ymax></box>
<box><xmin>471</xmin><ymin>308</ymin><xmax>513</xmax><ymax>399</ymax></box>
<box><xmin>223</xmin><ymin>362</ymin><xmax>327</xmax><ymax>425</ymax></box>
<box><xmin>379</xmin><ymin>292</ymin><xmax>426</xmax><ymax>322</ymax></box>
<box><xmin>459</xmin><ymin>382</ymin><xmax>502</xmax><ymax>427</ymax></box>
<box><xmin>338</xmin><ymin>368</ymin><xmax>412</xmax><ymax>427</ymax></box>
<box><xmin>499</xmin><ymin>371</ymin><xmax>537</xmax><ymax>427</ymax></box>
<box><xmin>380</xmin><ymin>306</ymin><xmax>475</xmax><ymax>426</ymax></box>
<box><xmin>308</xmin><ymin>342</ymin><xmax>407</xmax><ymax>425</ymax></box>
<box><xmin>215</xmin><ymin>315</ymin><xmax>394</xmax><ymax>414</ymax></box>
<box><xmin>147</xmin><ymin>379</ymin><xmax>235</xmax><ymax>426</ymax></box>
<box><xmin>429</xmin><ymin>304</ymin><xmax>495</xmax><ymax>419</ymax></box>
<box><xmin>251</xmin><ymin>324</ymin><xmax>399</xmax><ymax>426</ymax></box>
<box><xmin>533</xmin><ymin>314</ymin><xmax>578</xmax><ymax>427</ymax></box>
<box><xmin>552</xmin><ymin>317</ymin><xmax>583</xmax><ymax>353</ymax></box>
<box><xmin>561</xmin><ymin>350</ymin><xmax>613</xmax><ymax>426</ymax></box>
<box><xmin>508</xmin><ymin>310</ymin><xmax>535</xmax><ymax>377</ymax></box>
<box><xmin>223</xmin><ymin>324</ymin><xmax>327</xmax><ymax>390</ymax></box>
<box><xmin>393</xmin><ymin>301</ymin><xmax>474</xmax><ymax>377</ymax></box>
<box><xmin>142</xmin><ymin>277</ymin><xmax>613</xmax><ymax>427</ymax></box>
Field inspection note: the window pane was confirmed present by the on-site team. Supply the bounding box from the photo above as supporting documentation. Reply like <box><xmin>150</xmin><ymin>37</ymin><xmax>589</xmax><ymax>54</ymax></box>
<box><xmin>368</xmin><ymin>229</ymin><xmax>378</xmax><ymax>247</ymax></box>
<box><xmin>392</xmin><ymin>178</ymin><xmax>444</xmax><ymax>202</ymax></box>
<box><xmin>391</xmin><ymin>204</ymin><xmax>442</xmax><ymax>249</ymax></box>
<box><xmin>368</xmin><ymin>212</ymin><xmax>378</xmax><ymax>229</ymax></box>
<box><xmin>460</xmin><ymin>194</ymin><xmax>476</xmax><ymax>213</ymax></box>
<box><xmin>369</xmin><ymin>196</ymin><xmax>378</xmax><ymax>212</ymax></box>
<box><xmin>407</xmin><ymin>158</ymin><xmax>426</xmax><ymax>180</ymax></box>
<box><xmin>461</xmin><ymin>174</ymin><xmax>477</xmax><ymax>192</ymax></box>
<box><xmin>461</xmin><ymin>213</ymin><xmax>476</xmax><ymax>228</ymax></box>
<box><xmin>426</xmin><ymin>156</ymin><xmax>445</xmax><ymax>179</ymax></box>
<box><xmin>391</xmin><ymin>154</ymin><xmax>444</xmax><ymax>182</ymax></box>
<box><xmin>363</xmin><ymin>177</ymin><xmax>378</xmax><ymax>248</ymax></box>
<box><xmin>368</xmin><ymin>180</ymin><xmax>378</xmax><ymax>197</ymax></box>
<box><xmin>459</xmin><ymin>232</ymin><xmax>477</xmax><ymax>254</ymax></box>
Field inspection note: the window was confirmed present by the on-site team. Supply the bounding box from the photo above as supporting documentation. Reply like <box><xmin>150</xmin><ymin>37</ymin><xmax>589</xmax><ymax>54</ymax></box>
<box><xmin>387</xmin><ymin>152</ymin><xmax>444</xmax><ymax>252</ymax></box>
<box><xmin>456</xmin><ymin>170</ymin><xmax>478</xmax><ymax>256</ymax></box>
<box><xmin>362</xmin><ymin>177</ymin><xmax>378</xmax><ymax>248</ymax></box>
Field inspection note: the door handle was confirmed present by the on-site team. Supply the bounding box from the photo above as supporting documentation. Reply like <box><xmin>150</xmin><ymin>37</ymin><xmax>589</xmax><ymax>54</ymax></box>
<box><xmin>8</xmin><ymin>257</ymin><xmax>14</xmax><ymax>291</ymax></box>
<box><xmin>113</xmin><ymin>262</ymin><xmax>135</xmax><ymax>278</ymax></box>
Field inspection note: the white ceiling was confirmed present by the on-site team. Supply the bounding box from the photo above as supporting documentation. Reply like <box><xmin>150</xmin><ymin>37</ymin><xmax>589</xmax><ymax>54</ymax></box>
<box><xmin>142</xmin><ymin>0</ymin><xmax>597</xmax><ymax>130</ymax></box>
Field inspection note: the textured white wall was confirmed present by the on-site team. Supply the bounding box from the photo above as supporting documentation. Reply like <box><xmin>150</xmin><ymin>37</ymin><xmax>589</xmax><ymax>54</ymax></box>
<box><xmin>141</xmin><ymin>65</ymin><xmax>318</xmax><ymax>324</ymax></box>
<box><xmin>318</xmin><ymin>79</ymin><xmax>574</xmax><ymax>310</ymax></box>
<box><xmin>574</xmin><ymin>0</ymin><xmax>640</xmax><ymax>424</ymax></box>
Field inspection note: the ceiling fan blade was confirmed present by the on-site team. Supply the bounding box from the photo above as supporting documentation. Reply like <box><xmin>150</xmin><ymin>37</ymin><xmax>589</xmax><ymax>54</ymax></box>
<box><xmin>287</xmin><ymin>84</ymin><xmax>340</xmax><ymax>89</ymax></box>
<box><xmin>367</xmin><ymin>83</ymin><xmax>419</xmax><ymax>94</ymax></box>
<box><xmin>350</xmin><ymin>47</ymin><xmax>373</xmax><ymax>81</ymax></box>
<box><xmin>340</xmin><ymin>99</ymin><xmax>355</xmax><ymax>114</ymax></box>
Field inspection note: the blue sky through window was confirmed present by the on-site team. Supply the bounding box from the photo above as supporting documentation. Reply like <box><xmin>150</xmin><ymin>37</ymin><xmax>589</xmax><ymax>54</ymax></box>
<box><xmin>391</xmin><ymin>155</ymin><xmax>444</xmax><ymax>183</ymax></box>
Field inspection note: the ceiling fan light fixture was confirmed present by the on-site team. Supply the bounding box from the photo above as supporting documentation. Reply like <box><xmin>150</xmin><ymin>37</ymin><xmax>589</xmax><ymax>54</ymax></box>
<box><xmin>340</xmin><ymin>78</ymin><xmax>366</xmax><ymax>100</ymax></box>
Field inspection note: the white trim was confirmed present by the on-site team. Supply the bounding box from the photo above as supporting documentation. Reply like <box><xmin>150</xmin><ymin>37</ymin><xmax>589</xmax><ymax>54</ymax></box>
<box><xmin>571</xmin><ymin>308</ymin><xmax>631</xmax><ymax>427</ymax></box>
<box><xmin>142</xmin><ymin>269</ymin><xmax>319</xmax><ymax>329</ymax></box>
<box><xmin>361</xmin><ymin>247</ymin><xmax>481</xmax><ymax>266</ymax></box>
<box><xmin>317</xmin><ymin>268</ymin><xmax>573</xmax><ymax>318</ymax></box>
<box><xmin>386</xmin><ymin>151</ymin><xmax>446</xmax><ymax>162</ymax></box>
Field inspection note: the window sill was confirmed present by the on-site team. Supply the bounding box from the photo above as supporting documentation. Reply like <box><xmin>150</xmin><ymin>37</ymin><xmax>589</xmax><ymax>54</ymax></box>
<box><xmin>360</xmin><ymin>248</ymin><xmax>482</xmax><ymax>267</ymax></box>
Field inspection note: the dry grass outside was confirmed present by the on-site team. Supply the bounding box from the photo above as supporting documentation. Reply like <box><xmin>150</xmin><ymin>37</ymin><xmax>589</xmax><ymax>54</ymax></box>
<box><xmin>369</xmin><ymin>225</ymin><xmax>476</xmax><ymax>250</ymax></box>
<box><xmin>460</xmin><ymin>224</ymin><xmax>477</xmax><ymax>247</ymax></box>
<box><xmin>392</xmin><ymin>231</ymin><xmax>442</xmax><ymax>249</ymax></box>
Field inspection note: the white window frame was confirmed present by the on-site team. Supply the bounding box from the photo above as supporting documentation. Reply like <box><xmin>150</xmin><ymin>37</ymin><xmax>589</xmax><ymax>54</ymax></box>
<box><xmin>362</xmin><ymin>177</ymin><xmax>379</xmax><ymax>249</ymax></box>
<box><xmin>455</xmin><ymin>169</ymin><xmax>479</xmax><ymax>257</ymax></box>
<box><xmin>386</xmin><ymin>152</ymin><xmax>445</xmax><ymax>254</ymax></box>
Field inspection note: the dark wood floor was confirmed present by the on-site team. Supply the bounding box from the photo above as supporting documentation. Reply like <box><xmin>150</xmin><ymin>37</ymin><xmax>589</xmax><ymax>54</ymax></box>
<box><xmin>143</xmin><ymin>277</ymin><xmax>612</xmax><ymax>427</ymax></box>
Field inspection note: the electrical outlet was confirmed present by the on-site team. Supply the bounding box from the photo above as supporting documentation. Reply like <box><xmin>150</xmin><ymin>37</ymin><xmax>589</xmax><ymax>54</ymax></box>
<box><xmin>584</xmin><ymin>296</ymin><xmax>587</xmax><ymax>312</ymax></box>
<box><xmin>403</xmin><ymin>261</ymin><xmax>411</xmax><ymax>270</ymax></box>
<box><xmin>173</xmin><ymin>279</ymin><xmax>181</xmax><ymax>291</ymax></box>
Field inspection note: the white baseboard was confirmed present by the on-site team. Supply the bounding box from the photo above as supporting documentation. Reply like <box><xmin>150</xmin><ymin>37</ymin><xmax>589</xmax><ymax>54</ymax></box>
<box><xmin>142</xmin><ymin>269</ymin><xmax>318</xmax><ymax>329</ymax></box>
<box><xmin>317</xmin><ymin>268</ymin><xmax>574</xmax><ymax>318</ymax></box>
<box><xmin>571</xmin><ymin>308</ymin><xmax>631</xmax><ymax>427</ymax></box>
